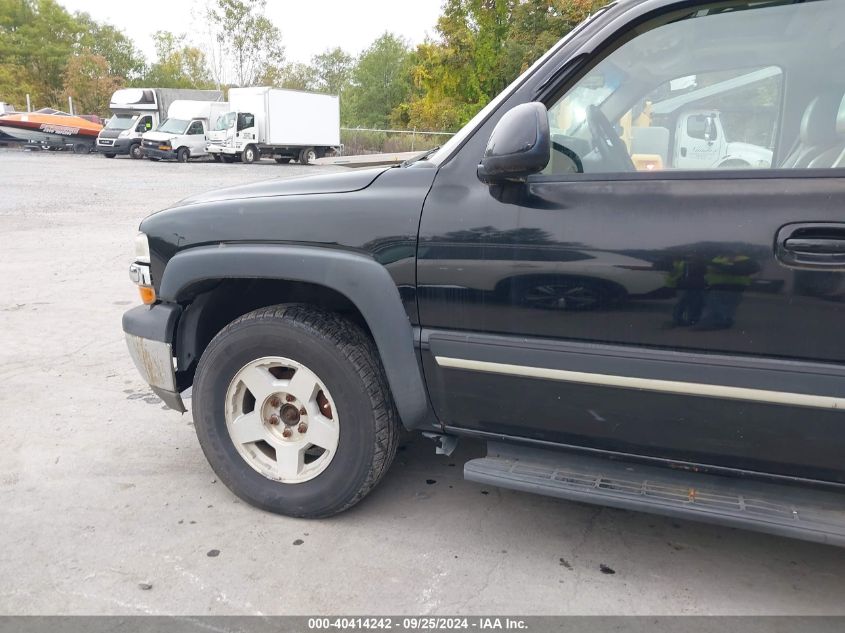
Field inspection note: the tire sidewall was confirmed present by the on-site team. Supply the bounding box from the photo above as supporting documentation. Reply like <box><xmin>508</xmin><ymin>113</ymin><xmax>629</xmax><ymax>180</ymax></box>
<box><xmin>193</xmin><ymin>315</ymin><xmax>378</xmax><ymax>516</ymax></box>
<box><xmin>129</xmin><ymin>143</ymin><xmax>142</xmax><ymax>159</ymax></box>
<box><xmin>177</xmin><ymin>148</ymin><xmax>190</xmax><ymax>163</ymax></box>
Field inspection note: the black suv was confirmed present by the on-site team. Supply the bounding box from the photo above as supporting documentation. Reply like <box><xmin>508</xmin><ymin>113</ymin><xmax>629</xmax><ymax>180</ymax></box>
<box><xmin>124</xmin><ymin>0</ymin><xmax>845</xmax><ymax>546</ymax></box>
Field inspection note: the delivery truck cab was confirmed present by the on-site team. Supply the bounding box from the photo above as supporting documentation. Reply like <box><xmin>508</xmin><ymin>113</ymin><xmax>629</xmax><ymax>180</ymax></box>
<box><xmin>96</xmin><ymin>88</ymin><xmax>224</xmax><ymax>160</ymax></box>
<box><xmin>671</xmin><ymin>110</ymin><xmax>774</xmax><ymax>169</ymax></box>
<box><xmin>616</xmin><ymin>67</ymin><xmax>779</xmax><ymax>171</ymax></box>
<box><xmin>206</xmin><ymin>87</ymin><xmax>340</xmax><ymax>165</ymax></box>
<box><xmin>141</xmin><ymin>101</ymin><xmax>229</xmax><ymax>163</ymax></box>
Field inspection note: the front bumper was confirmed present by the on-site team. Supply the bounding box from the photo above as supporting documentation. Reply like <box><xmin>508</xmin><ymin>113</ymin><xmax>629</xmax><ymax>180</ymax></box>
<box><xmin>122</xmin><ymin>303</ymin><xmax>186</xmax><ymax>412</ymax></box>
<box><xmin>207</xmin><ymin>143</ymin><xmax>238</xmax><ymax>155</ymax></box>
<box><xmin>96</xmin><ymin>137</ymin><xmax>133</xmax><ymax>154</ymax></box>
<box><xmin>142</xmin><ymin>146</ymin><xmax>177</xmax><ymax>160</ymax></box>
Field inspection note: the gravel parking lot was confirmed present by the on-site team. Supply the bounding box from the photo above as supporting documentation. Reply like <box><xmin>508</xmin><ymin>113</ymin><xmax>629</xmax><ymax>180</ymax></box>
<box><xmin>1</xmin><ymin>149</ymin><xmax>844</xmax><ymax>616</ymax></box>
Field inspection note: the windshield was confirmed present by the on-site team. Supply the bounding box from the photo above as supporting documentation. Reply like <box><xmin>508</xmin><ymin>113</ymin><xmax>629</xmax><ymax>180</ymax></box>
<box><xmin>157</xmin><ymin>118</ymin><xmax>190</xmax><ymax>135</ymax></box>
<box><xmin>214</xmin><ymin>112</ymin><xmax>236</xmax><ymax>131</ymax></box>
<box><xmin>105</xmin><ymin>113</ymin><xmax>136</xmax><ymax>130</ymax></box>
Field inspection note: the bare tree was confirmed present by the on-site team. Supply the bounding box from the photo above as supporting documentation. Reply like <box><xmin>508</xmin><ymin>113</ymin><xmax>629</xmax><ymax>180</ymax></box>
<box><xmin>193</xmin><ymin>0</ymin><xmax>228</xmax><ymax>88</ymax></box>
<box><xmin>205</xmin><ymin>0</ymin><xmax>285</xmax><ymax>87</ymax></box>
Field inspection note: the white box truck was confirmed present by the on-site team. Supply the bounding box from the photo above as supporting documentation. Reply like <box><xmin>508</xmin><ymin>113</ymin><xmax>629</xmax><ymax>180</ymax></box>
<box><xmin>140</xmin><ymin>101</ymin><xmax>230</xmax><ymax>162</ymax></box>
<box><xmin>206</xmin><ymin>87</ymin><xmax>340</xmax><ymax>164</ymax></box>
<box><xmin>96</xmin><ymin>88</ymin><xmax>223</xmax><ymax>159</ymax></box>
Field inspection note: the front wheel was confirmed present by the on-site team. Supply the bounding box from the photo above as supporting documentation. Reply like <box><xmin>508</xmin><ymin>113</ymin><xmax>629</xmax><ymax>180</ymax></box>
<box><xmin>129</xmin><ymin>143</ymin><xmax>142</xmax><ymax>160</ymax></box>
<box><xmin>241</xmin><ymin>145</ymin><xmax>258</xmax><ymax>163</ymax></box>
<box><xmin>176</xmin><ymin>147</ymin><xmax>190</xmax><ymax>163</ymax></box>
<box><xmin>192</xmin><ymin>306</ymin><xmax>400</xmax><ymax>518</ymax></box>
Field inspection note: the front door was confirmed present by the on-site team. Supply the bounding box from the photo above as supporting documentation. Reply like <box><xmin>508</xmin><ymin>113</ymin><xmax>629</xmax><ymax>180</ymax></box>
<box><xmin>187</xmin><ymin>120</ymin><xmax>206</xmax><ymax>155</ymax></box>
<box><xmin>417</xmin><ymin>0</ymin><xmax>845</xmax><ymax>483</ymax></box>
<box><xmin>135</xmin><ymin>115</ymin><xmax>153</xmax><ymax>136</ymax></box>
<box><xmin>676</xmin><ymin>112</ymin><xmax>723</xmax><ymax>169</ymax></box>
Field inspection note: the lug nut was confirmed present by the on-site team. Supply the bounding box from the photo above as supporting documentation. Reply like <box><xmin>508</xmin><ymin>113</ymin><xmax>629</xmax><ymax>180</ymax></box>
<box><xmin>297</xmin><ymin>422</ymin><xmax>308</xmax><ymax>434</ymax></box>
<box><xmin>282</xmin><ymin>427</ymin><xmax>293</xmax><ymax>438</ymax></box>
<box><xmin>286</xmin><ymin>394</ymin><xmax>295</xmax><ymax>402</ymax></box>
<box><xmin>268</xmin><ymin>415</ymin><xmax>280</xmax><ymax>426</ymax></box>
<box><xmin>299</xmin><ymin>407</ymin><xmax>307</xmax><ymax>416</ymax></box>
<box><xmin>269</xmin><ymin>396</ymin><xmax>281</xmax><ymax>408</ymax></box>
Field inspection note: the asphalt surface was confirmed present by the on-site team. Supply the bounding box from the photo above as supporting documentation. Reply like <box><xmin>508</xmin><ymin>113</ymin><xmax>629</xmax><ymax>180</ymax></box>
<box><xmin>1</xmin><ymin>149</ymin><xmax>844</xmax><ymax>615</ymax></box>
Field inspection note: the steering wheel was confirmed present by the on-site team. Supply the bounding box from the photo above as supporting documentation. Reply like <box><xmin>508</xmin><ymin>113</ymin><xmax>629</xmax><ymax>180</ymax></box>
<box><xmin>586</xmin><ymin>105</ymin><xmax>635</xmax><ymax>172</ymax></box>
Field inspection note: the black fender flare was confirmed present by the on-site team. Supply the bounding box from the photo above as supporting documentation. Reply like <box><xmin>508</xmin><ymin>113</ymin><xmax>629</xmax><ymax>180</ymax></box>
<box><xmin>159</xmin><ymin>244</ymin><xmax>431</xmax><ymax>429</ymax></box>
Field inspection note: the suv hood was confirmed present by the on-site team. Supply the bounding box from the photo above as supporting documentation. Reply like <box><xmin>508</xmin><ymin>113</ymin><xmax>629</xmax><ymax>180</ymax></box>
<box><xmin>178</xmin><ymin>166</ymin><xmax>393</xmax><ymax>205</ymax></box>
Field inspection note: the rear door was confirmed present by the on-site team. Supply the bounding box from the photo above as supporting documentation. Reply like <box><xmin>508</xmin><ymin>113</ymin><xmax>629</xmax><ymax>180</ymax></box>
<box><xmin>418</xmin><ymin>0</ymin><xmax>845</xmax><ymax>483</ymax></box>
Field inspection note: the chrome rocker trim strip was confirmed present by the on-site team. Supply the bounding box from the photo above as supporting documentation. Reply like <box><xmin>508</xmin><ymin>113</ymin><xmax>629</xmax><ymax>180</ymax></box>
<box><xmin>435</xmin><ymin>356</ymin><xmax>845</xmax><ymax>410</ymax></box>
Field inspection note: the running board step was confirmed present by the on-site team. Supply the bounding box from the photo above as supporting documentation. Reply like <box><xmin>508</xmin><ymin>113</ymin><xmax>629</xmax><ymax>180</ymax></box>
<box><xmin>464</xmin><ymin>442</ymin><xmax>845</xmax><ymax>547</ymax></box>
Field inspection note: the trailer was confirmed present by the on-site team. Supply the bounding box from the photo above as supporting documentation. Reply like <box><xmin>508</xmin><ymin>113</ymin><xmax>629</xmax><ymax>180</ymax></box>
<box><xmin>206</xmin><ymin>87</ymin><xmax>340</xmax><ymax>164</ymax></box>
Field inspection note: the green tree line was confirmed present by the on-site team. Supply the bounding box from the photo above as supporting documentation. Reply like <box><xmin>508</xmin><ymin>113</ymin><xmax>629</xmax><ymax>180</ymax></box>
<box><xmin>0</xmin><ymin>0</ymin><xmax>606</xmax><ymax>130</ymax></box>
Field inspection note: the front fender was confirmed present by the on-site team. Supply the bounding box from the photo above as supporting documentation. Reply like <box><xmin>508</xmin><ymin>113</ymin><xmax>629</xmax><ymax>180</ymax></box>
<box><xmin>159</xmin><ymin>244</ymin><xmax>431</xmax><ymax>430</ymax></box>
<box><xmin>721</xmin><ymin>142</ymin><xmax>774</xmax><ymax>167</ymax></box>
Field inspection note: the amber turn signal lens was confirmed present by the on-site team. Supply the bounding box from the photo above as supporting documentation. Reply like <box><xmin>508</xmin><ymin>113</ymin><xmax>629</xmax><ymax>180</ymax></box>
<box><xmin>139</xmin><ymin>286</ymin><xmax>156</xmax><ymax>305</ymax></box>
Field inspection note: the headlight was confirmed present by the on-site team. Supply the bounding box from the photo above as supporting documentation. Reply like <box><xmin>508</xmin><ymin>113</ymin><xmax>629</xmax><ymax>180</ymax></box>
<box><xmin>130</xmin><ymin>233</ymin><xmax>155</xmax><ymax>305</ymax></box>
<box><xmin>134</xmin><ymin>232</ymin><xmax>150</xmax><ymax>263</ymax></box>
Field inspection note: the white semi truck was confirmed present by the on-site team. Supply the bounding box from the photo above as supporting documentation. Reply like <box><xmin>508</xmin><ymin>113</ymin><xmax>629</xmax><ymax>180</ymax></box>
<box><xmin>632</xmin><ymin>67</ymin><xmax>779</xmax><ymax>170</ymax></box>
<box><xmin>670</xmin><ymin>109</ymin><xmax>773</xmax><ymax>169</ymax></box>
<box><xmin>96</xmin><ymin>88</ymin><xmax>223</xmax><ymax>159</ymax></box>
<box><xmin>206</xmin><ymin>87</ymin><xmax>340</xmax><ymax>164</ymax></box>
<box><xmin>140</xmin><ymin>100</ymin><xmax>230</xmax><ymax>163</ymax></box>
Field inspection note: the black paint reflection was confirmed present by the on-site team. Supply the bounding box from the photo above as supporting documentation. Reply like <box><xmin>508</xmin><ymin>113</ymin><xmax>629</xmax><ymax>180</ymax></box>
<box><xmin>659</xmin><ymin>249</ymin><xmax>761</xmax><ymax>331</ymax></box>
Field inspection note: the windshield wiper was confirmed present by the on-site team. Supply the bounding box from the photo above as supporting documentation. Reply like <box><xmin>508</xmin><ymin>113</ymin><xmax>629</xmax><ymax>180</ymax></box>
<box><xmin>401</xmin><ymin>146</ymin><xmax>440</xmax><ymax>167</ymax></box>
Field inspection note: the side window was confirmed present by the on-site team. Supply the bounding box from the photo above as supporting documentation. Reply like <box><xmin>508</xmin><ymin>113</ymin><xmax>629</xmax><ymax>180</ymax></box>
<box><xmin>237</xmin><ymin>113</ymin><xmax>255</xmax><ymax>131</ymax></box>
<box><xmin>686</xmin><ymin>115</ymin><xmax>716</xmax><ymax>142</ymax></box>
<box><xmin>135</xmin><ymin>116</ymin><xmax>152</xmax><ymax>133</ymax></box>
<box><xmin>618</xmin><ymin>68</ymin><xmax>782</xmax><ymax>172</ymax></box>
<box><xmin>545</xmin><ymin>0</ymin><xmax>840</xmax><ymax>176</ymax></box>
<box><xmin>187</xmin><ymin>121</ymin><xmax>204</xmax><ymax>135</ymax></box>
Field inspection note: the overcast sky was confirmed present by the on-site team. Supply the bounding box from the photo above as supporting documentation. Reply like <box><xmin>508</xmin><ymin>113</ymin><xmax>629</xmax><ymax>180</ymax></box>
<box><xmin>59</xmin><ymin>0</ymin><xmax>443</xmax><ymax>64</ymax></box>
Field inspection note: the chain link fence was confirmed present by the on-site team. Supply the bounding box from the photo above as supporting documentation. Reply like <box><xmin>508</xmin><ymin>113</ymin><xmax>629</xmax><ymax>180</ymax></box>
<box><xmin>340</xmin><ymin>127</ymin><xmax>455</xmax><ymax>155</ymax></box>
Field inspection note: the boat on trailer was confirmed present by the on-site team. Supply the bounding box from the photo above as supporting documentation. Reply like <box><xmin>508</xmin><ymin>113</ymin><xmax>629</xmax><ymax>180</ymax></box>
<box><xmin>0</xmin><ymin>108</ymin><xmax>103</xmax><ymax>152</ymax></box>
